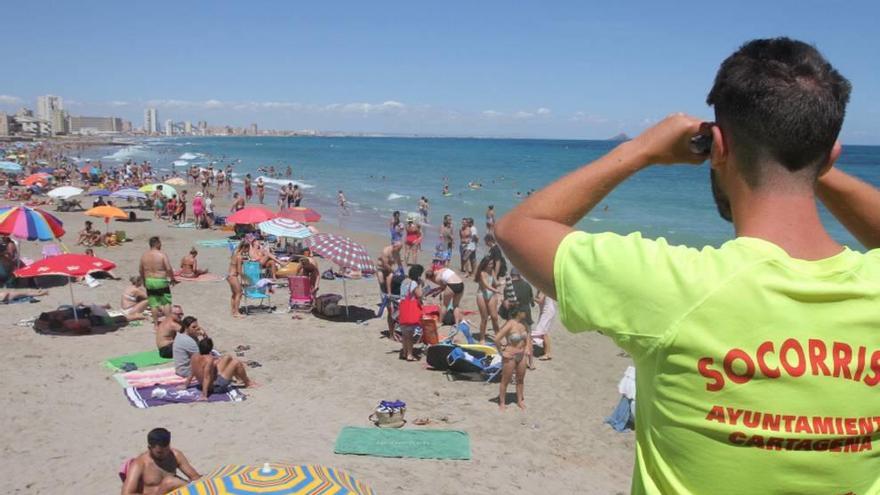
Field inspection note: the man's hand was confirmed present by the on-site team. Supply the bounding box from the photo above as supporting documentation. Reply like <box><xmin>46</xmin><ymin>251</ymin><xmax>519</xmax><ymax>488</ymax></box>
<box><xmin>630</xmin><ymin>113</ymin><xmax>708</xmax><ymax>166</ymax></box>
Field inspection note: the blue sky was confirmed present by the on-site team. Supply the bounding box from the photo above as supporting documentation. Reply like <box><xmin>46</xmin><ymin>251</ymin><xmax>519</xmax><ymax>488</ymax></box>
<box><xmin>2</xmin><ymin>1</ymin><xmax>879</xmax><ymax>142</ymax></box>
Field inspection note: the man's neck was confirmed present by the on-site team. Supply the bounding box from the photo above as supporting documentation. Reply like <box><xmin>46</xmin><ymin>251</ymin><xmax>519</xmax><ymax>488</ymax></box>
<box><xmin>733</xmin><ymin>191</ymin><xmax>843</xmax><ymax>260</ymax></box>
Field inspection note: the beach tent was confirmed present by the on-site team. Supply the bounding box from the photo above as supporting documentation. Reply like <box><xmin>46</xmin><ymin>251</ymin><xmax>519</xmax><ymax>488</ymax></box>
<box><xmin>168</xmin><ymin>463</ymin><xmax>375</xmax><ymax>495</ymax></box>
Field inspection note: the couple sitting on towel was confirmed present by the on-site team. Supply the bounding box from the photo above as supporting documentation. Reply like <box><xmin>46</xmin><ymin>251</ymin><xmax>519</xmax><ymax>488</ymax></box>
<box><xmin>159</xmin><ymin>307</ymin><xmax>257</xmax><ymax>400</ymax></box>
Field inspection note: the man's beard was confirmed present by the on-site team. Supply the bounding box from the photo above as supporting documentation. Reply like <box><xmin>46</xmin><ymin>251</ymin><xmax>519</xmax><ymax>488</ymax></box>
<box><xmin>710</xmin><ymin>169</ymin><xmax>733</xmax><ymax>223</ymax></box>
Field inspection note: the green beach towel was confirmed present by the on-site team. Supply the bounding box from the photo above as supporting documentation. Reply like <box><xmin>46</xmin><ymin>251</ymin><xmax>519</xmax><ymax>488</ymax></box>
<box><xmin>334</xmin><ymin>427</ymin><xmax>471</xmax><ymax>460</ymax></box>
<box><xmin>197</xmin><ymin>239</ymin><xmax>234</xmax><ymax>248</ymax></box>
<box><xmin>104</xmin><ymin>350</ymin><xmax>171</xmax><ymax>371</ymax></box>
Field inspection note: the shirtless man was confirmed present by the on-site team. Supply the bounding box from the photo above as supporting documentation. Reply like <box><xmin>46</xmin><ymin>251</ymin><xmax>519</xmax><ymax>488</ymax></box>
<box><xmin>179</xmin><ymin>248</ymin><xmax>208</xmax><ymax>278</ymax></box>
<box><xmin>121</xmin><ymin>428</ymin><xmax>199</xmax><ymax>495</ymax></box>
<box><xmin>185</xmin><ymin>336</ymin><xmax>256</xmax><ymax>400</ymax></box>
<box><xmin>230</xmin><ymin>192</ymin><xmax>245</xmax><ymax>212</ymax></box>
<box><xmin>156</xmin><ymin>305</ymin><xmax>183</xmax><ymax>359</ymax></box>
<box><xmin>139</xmin><ymin>236</ymin><xmax>178</xmax><ymax>325</ymax></box>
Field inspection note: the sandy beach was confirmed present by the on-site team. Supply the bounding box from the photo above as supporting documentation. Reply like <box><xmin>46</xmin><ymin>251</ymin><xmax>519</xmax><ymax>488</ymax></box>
<box><xmin>1</xmin><ymin>192</ymin><xmax>635</xmax><ymax>494</ymax></box>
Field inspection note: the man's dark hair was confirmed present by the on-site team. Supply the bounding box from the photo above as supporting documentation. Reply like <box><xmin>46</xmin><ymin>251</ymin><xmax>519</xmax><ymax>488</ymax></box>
<box><xmin>148</xmin><ymin>236</ymin><xmax>160</xmax><ymax>248</ymax></box>
<box><xmin>408</xmin><ymin>264</ymin><xmax>424</xmax><ymax>281</ymax></box>
<box><xmin>147</xmin><ymin>427</ymin><xmax>171</xmax><ymax>447</ymax></box>
<box><xmin>198</xmin><ymin>337</ymin><xmax>213</xmax><ymax>355</ymax></box>
<box><xmin>707</xmin><ymin>37</ymin><xmax>851</xmax><ymax>186</ymax></box>
<box><xmin>181</xmin><ymin>316</ymin><xmax>197</xmax><ymax>331</ymax></box>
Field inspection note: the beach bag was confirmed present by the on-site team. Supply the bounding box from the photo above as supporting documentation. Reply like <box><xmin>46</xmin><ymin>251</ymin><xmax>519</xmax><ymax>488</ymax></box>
<box><xmin>315</xmin><ymin>293</ymin><xmax>343</xmax><ymax>317</ymax></box>
<box><xmin>398</xmin><ymin>291</ymin><xmax>422</xmax><ymax>325</ymax></box>
<box><xmin>420</xmin><ymin>314</ymin><xmax>439</xmax><ymax>345</ymax></box>
<box><xmin>369</xmin><ymin>400</ymin><xmax>406</xmax><ymax>428</ymax></box>
<box><xmin>322</xmin><ymin>269</ymin><xmax>335</xmax><ymax>280</ymax></box>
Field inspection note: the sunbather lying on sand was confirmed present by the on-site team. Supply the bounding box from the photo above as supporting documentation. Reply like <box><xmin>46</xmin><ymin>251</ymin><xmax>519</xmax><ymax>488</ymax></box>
<box><xmin>0</xmin><ymin>289</ymin><xmax>47</xmax><ymax>303</ymax></box>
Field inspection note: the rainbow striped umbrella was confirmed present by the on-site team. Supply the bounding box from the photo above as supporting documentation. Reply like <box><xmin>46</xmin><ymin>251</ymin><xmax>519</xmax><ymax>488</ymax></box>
<box><xmin>0</xmin><ymin>206</ymin><xmax>65</xmax><ymax>241</ymax></box>
<box><xmin>169</xmin><ymin>463</ymin><xmax>375</xmax><ymax>495</ymax></box>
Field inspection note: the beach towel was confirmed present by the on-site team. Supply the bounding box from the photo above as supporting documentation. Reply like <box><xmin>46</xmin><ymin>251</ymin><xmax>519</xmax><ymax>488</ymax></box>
<box><xmin>124</xmin><ymin>384</ymin><xmax>245</xmax><ymax>409</ymax></box>
<box><xmin>197</xmin><ymin>239</ymin><xmax>234</xmax><ymax>248</ymax></box>
<box><xmin>334</xmin><ymin>427</ymin><xmax>471</xmax><ymax>460</ymax></box>
<box><xmin>173</xmin><ymin>270</ymin><xmax>224</xmax><ymax>282</ymax></box>
<box><xmin>113</xmin><ymin>366</ymin><xmax>187</xmax><ymax>388</ymax></box>
<box><xmin>104</xmin><ymin>350</ymin><xmax>171</xmax><ymax>371</ymax></box>
<box><xmin>168</xmin><ymin>222</ymin><xmax>196</xmax><ymax>228</ymax></box>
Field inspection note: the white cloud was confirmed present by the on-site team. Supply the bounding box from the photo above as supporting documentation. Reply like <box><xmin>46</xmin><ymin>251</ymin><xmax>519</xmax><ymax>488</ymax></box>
<box><xmin>570</xmin><ymin>111</ymin><xmax>609</xmax><ymax>124</ymax></box>
<box><xmin>536</xmin><ymin>107</ymin><xmax>551</xmax><ymax>116</ymax></box>
<box><xmin>0</xmin><ymin>95</ymin><xmax>22</xmax><ymax>105</ymax></box>
<box><xmin>482</xmin><ymin>110</ymin><xmax>503</xmax><ymax>118</ymax></box>
<box><xmin>513</xmin><ymin>111</ymin><xmax>534</xmax><ymax>119</ymax></box>
<box><xmin>109</xmin><ymin>100</ymin><xmax>129</xmax><ymax>107</ymax></box>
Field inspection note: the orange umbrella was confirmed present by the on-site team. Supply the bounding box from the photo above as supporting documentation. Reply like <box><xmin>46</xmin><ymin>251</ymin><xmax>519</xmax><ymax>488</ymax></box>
<box><xmin>22</xmin><ymin>173</ymin><xmax>50</xmax><ymax>186</ymax></box>
<box><xmin>85</xmin><ymin>205</ymin><xmax>128</xmax><ymax>233</ymax></box>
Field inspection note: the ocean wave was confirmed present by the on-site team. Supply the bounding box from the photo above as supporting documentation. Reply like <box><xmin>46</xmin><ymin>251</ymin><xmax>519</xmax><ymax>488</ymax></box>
<box><xmin>103</xmin><ymin>145</ymin><xmax>145</xmax><ymax>161</ymax></box>
<box><xmin>229</xmin><ymin>176</ymin><xmax>315</xmax><ymax>189</ymax></box>
<box><xmin>179</xmin><ymin>152</ymin><xmax>201</xmax><ymax>160</ymax></box>
<box><xmin>387</xmin><ymin>193</ymin><xmax>408</xmax><ymax>201</ymax></box>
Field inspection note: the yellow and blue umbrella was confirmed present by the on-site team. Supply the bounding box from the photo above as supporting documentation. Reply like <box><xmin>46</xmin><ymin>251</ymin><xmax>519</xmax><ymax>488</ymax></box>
<box><xmin>0</xmin><ymin>206</ymin><xmax>65</xmax><ymax>241</ymax></box>
<box><xmin>169</xmin><ymin>463</ymin><xmax>375</xmax><ymax>495</ymax></box>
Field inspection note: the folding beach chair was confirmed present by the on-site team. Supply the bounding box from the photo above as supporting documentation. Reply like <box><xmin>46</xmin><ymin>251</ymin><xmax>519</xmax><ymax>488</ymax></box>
<box><xmin>446</xmin><ymin>347</ymin><xmax>502</xmax><ymax>382</ymax></box>
<box><xmin>241</xmin><ymin>260</ymin><xmax>272</xmax><ymax>314</ymax></box>
<box><xmin>288</xmin><ymin>275</ymin><xmax>313</xmax><ymax>312</ymax></box>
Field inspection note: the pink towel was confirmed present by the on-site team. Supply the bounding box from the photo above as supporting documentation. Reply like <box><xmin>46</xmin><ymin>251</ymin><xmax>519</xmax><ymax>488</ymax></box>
<box><xmin>116</xmin><ymin>367</ymin><xmax>186</xmax><ymax>388</ymax></box>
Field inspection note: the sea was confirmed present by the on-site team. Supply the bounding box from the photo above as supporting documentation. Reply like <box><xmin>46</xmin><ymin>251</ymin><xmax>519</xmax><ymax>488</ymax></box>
<box><xmin>89</xmin><ymin>136</ymin><xmax>880</xmax><ymax>251</ymax></box>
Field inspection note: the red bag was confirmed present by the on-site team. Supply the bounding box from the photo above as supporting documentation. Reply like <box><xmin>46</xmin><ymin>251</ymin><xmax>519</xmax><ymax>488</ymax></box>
<box><xmin>398</xmin><ymin>292</ymin><xmax>423</xmax><ymax>326</ymax></box>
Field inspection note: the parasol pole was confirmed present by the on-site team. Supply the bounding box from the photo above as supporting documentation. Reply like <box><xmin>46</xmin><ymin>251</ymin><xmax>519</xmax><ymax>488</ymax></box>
<box><xmin>68</xmin><ymin>278</ymin><xmax>78</xmax><ymax>321</ymax></box>
<box><xmin>343</xmin><ymin>277</ymin><xmax>350</xmax><ymax>318</ymax></box>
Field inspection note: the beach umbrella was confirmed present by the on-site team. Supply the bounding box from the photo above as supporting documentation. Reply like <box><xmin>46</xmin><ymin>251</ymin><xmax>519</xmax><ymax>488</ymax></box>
<box><xmin>140</xmin><ymin>183</ymin><xmax>176</xmax><ymax>198</ymax></box>
<box><xmin>257</xmin><ymin>218</ymin><xmax>312</xmax><ymax>239</ymax></box>
<box><xmin>168</xmin><ymin>463</ymin><xmax>375</xmax><ymax>495</ymax></box>
<box><xmin>110</xmin><ymin>188</ymin><xmax>147</xmax><ymax>201</ymax></box>
<box><xmin>227</xmin><ymin>206</ymin><xmax>278</xmax><ymax>225</ymax></box>
<box><xmin>0</xmin><ymin>206</ymin><xmax>65</xmax><ymax>241</ymax></box>
<box><xmin>0</xmin><ymin>161</ymin><xmax>22</xmax><ymax>173</ymax></box>
<box><xmin>306</xmin><ymin>233</ymin><xmax>374</xmax><ymax>317</ymax></box>
<box><xmin>35</xmin><ymin>167</ymin><xmax>54</xmax><ymax>174</ymax></box>
<box><xmin>280</xmin><ymin>207</ymin><xmax>321</xmax><ymax>223</ymax></box>
<box><xmin>165</xmin><ymin>177</ymin><xmax>187</xmax><ymax>186</ymax></box>
<box><xmin>88</xmin><ymin>188</ymin><xmax>111</xmax><ymax>197</ymax></box>
<box><xmin>21</xmin><ymin>173</ymin><xmax>51</xmax><ymax>186</ymax></box>
<box><xmin>85</xmin><ymin>205</ymin><xmax>127</xmax><ymax>232</ymax></box>
<box><xmin>48</xmin><ymin>186</ymin><xmax>84</xmax><ymax>199</ymax></box>
<box><xmin>14</xmin><ymin>253</ymin><xmax>116</xmax><ymax>321</ymax></box>
<box><xmin>172</xmin><ymin>160</ymin><xmax>189</xmax><ymax>167</ymax></box>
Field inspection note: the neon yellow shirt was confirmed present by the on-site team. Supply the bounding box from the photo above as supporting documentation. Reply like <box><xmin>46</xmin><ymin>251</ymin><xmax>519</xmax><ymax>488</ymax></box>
<box><xmin>554</xmin><ymin>231</ymin><xmax>880</xmax><ymax>495</ymax></box>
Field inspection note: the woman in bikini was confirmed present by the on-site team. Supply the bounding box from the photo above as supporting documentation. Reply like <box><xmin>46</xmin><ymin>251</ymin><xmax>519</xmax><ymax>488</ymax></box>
<box><xmin>403</xmin><ymin>218</ymin><xmax>422</xmax><ymax>265</ymax></box>
<box><xmin>425</xmin><ymin>266</ymin><xmax>464</xmax><ymax>327</ymax></box>
<box><xmin>495</xmin><ymin>304</ymin><xmax>532</xmax><ymax>411</ymax></box>
<box><xmin>388</xmin><ymin>211</ymin><xmax>405</xmax><ymax>273</ymax></box>
<box><xmin>120</xmin><ymin>276</ymin><xmax>149</xmax><ymax>317</ymax></box>
<box><xmin>474</xmin><ymin>256</ymin><xmax>501</xmax><ymax>343</ymax></box>
<box><xmin>227</xmin><ymin>241</ymin><xmax>247</xmax><ymax>318</ymax></box>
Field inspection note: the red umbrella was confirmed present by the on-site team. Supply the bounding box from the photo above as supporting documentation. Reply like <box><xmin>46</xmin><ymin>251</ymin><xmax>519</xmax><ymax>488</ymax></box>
<box><xmin>280</xmin><ymin>207</ymin><xmax>321</xmax><ymax>223</ymax></box>
<box><xmin>227</xmin><ymin>206</ymin><xmax>278</xmax><ymax>225</ymax></box>
<box><xmin>15</xmin><ymin>254</ymin><xmax>116</xmax><ymax>321</ymax></box>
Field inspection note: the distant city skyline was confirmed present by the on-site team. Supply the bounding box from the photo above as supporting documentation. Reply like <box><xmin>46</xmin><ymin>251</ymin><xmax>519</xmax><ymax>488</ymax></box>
<box><xmin>2</xmin><ymin>1</ymin><xmax>879</xmax><ymax>143</ymax></box>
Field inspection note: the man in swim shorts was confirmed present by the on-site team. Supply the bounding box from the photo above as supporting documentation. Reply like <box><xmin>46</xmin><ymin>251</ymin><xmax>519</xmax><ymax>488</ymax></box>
<box><xmin>156</xmin><ymin>305</ymin><xmax>183</xmax><ymax>359</ymax></box>
<box><xmin>139</xmin><ymin>236</ymin><xmax>178</xmax><ymax>325</ymax></box>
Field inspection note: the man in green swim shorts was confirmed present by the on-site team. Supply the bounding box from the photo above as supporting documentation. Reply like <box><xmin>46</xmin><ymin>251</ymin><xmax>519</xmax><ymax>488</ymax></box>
<box><xmin>139</xmin><ymin>236</ymin><xmax>178</xmax><ymax>325</ymax></box>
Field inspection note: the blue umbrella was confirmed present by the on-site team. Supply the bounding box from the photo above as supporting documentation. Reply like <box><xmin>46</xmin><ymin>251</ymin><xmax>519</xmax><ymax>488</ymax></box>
<box><xmin>110</xmin><ymin>188</ymin><xmax>147</xmax><ymax>200</ymax></box>
<box><xmin>0</xmin><ymin>161</ymin><xmax>22</xmax><ymax>173</ymax></box>
<box><xmin>88</xmin><ymin>189</ymin><xmax>111</xmax><ymax>197</ymax></box>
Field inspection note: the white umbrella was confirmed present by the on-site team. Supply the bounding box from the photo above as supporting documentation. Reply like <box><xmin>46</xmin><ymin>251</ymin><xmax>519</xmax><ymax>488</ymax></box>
<box><xmin>257</xmin><ymin>218</ymin><xmax>312</xmax><ymax>239</ymax></box>
<box><xmin>47</xmin><ymin>186</ymin><xmax>84</xmax><ymax>199</ymax></box>
<box><xmin>110</xmin><ymin>188</ymin><xmax>147</xmax><ymax>200</ymax></box>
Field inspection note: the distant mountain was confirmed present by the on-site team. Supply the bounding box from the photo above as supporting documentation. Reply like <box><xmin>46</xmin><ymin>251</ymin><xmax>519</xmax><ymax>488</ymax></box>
<box><xmin>606</xmin><ymin>133</ymin><xmax>630</xmax><ymax>141</ymax></box>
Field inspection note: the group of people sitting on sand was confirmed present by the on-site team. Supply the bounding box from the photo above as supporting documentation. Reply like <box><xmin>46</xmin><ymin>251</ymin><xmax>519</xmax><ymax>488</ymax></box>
<box><xmin>75</xmin><ymin>220</ymin><xmax>123</xmax><ymax>247</ymax></box>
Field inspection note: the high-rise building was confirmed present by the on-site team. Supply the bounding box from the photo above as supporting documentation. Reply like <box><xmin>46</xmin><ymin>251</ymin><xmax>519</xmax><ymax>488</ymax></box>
<box><xmin>144</xmin><ymin>108</ymin><xmax>158</xmax><ymax>134</ymax></box>
<box><xmin>249</xmin><ymin>123</ymin><xmax>258</xmax><ymax>135</ymax></box>
<box><xmin>0</xmin><ymin>113</ymin><xmax>9</xmax><ymax>137</ymax></box>
<box><xmin>122</xmin><ymin>120</ymin><xmax>133</xmax><ymax>133</ymax></box>
<box><xmin>51</xmin><ymin>110</ymin><xmax>69</xmax><ymax>135</ymax></box>
<box><xmin>67</xmin><ymin>116</ymin><xmax>123</xmax><ymax>133</ymax></box>
<box><xmin>184</xmin><ymin>121</ymin><xmax>192</xmax><ymax>134</ymax></box>
<box><xmin>165</xmin><ymin>119</ymin><xmax>173</xmax><ymax>136</ymax></box>
<box><xmin>36</xmin><ymin>95</ymin><xmax>63</xmax><ymax>122</ymax></box>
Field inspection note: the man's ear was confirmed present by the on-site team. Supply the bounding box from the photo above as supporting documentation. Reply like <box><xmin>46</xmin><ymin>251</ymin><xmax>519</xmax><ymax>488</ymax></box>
<box><xmin>819</xmin><ymin>140</ymin><xmax>842</xmax><ymax>177</ymax></box>
<box><xmin>710</xmin><ymin>124</ymin><xmax>727</xmax><ymax>171</ymax></box>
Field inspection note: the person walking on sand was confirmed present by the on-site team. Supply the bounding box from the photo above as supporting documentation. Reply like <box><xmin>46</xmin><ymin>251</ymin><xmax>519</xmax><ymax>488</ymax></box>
<box><xmin>121</xmin><ymin>428</ymin><xmax>200</xmax><ymax>495</ymax></box>
<box><xmin>496</xmin><ymin>38</ymin><xmax>880</xmax><ymax>493</ymax></box>
<box><xmin>243</xmin><ymin>174</ymin><xmax>253</xmax><ymax>202</ymax></box>
<box><xmin>440</xmin><ymin>214</ymin><xmax>454</xmax><ymax>267</ymax></box>
<box><xmin>139</xmin><ymin>236</ymin><xmax>177</xmax><ymax>325</ymax></box>
<box><xmin>226</xmin><ymin>240</ymin><xmax>246</xmax><ymax>318</ymax></box>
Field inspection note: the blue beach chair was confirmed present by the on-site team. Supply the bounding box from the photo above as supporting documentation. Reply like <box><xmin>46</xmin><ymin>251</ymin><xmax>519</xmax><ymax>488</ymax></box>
<box><xmin>241</xmin><ymin>260</ymin><xmax>272</xmax><ymax>314</ymax></box>
<box><xmin>446</xmin><ymin>347</ymin><xmax>502</xmax><ymax>382</ymax></box>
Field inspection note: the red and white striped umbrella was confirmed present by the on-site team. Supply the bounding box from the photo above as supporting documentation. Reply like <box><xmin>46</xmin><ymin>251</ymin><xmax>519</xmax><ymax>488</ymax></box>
<box><xmin>305</xmin><ymin>233</ymin><xmax>373</xmax><ymax>273</ymax></box>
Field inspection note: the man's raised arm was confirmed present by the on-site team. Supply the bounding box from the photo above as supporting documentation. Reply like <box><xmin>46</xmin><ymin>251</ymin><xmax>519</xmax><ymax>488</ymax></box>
<box><xmin>495</xmin><ymin>114</ymin><xmax>705</xmax><ymax>298</ymax></box>
<box><xmin>818</xmin><ymin>167</ymin><xmax>880</xmax><ymax>249</ymax></box>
